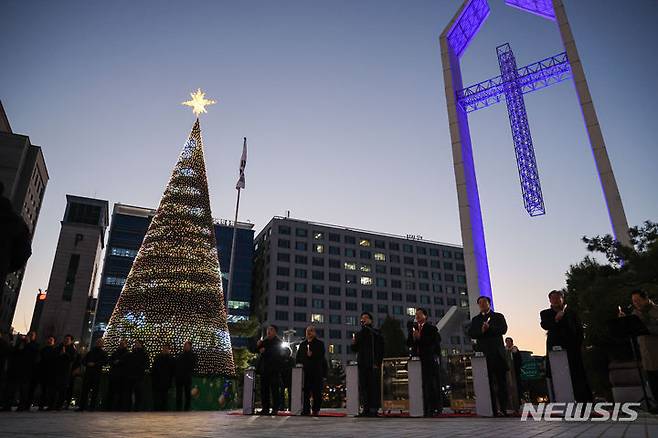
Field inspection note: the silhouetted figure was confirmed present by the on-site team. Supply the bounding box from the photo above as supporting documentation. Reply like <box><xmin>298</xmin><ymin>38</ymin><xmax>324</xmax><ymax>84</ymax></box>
<box><xmin>124</xmin><ymin>340</ymin><xmax>148</xmax><ymax>411</ymax></box>
<box><xmin>540</xmin><ymin>290</ymin><xmax>592</xmax><ymax>403</ymax></box>
<box><xmin>351</xmin><ymin>312</ymin><xmax>385</xmax><ymax>417</ymax></box>
<box><xmin>256</xmin><ymin>325</ymin><xmax>285</xmax><ymax>415</ymax></box>
<box><xmin>0</xmin><ymin>181</ymin><xmax>32</xmax><ymax>309</ymax></box>
<box><xmin>78</xmin><ymin>338</ymin><xmax>108</xmax><ymax>411</ymax></box>
<box><xmin>51</xmin><ymin>335</ymin><xmax>76</xmax><ymax>410</ymax></box>
<box><xmin>1</xmin><ymin>335</ymin><xmax>23</xmax><ymax>411</ymax></box>
<box><xmin>36</xmin><ymin>336</ymin><xmax>57</xmax><ymax>410</ymax></box>
<box><xmin>105</xmin><ymin>340</ymin><xmax>129</xmax><ymax>410</ymax></box>
<box><xmin>295</xmin><ymin>325</ymin><xmax>326</xmax><ymax>416</ymax></box>
<box><xmin>151</xmin><ymin>343</ymin><xmax>175</xmax><ymax>411</ymax></box>
<box><xmin>17</xmin><ymin>331</ymin><xmax>39</xmax><ymax>411</ymax></box>
<box><xmin>407</xmin><ymin>308</ymin><xmax>442</xmax><ymax>417</ymax></box>
<box><xmin>469</xmin><ymin>296</ymin><xmax>510</xmax><ymax>417</ymax></box>
<box><xmin>0</xmin><ymin>330</ymin><xmax>11</xmax><ymax>405</ymax></box>
<box><xmin>505</xmin><ymin>337</ymin><xmax>523</xmax><ymax>407</ymax></box>
<box><xmin>175</xmin><ymin>341</ymin><xmax>196</xmax><ymax>411</ymax></box>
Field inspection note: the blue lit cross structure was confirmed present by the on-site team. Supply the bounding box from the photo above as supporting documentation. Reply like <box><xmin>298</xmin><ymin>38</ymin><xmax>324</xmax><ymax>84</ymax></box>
<box><xmin>456</xmin><ymin>43</ymin><xmax>572</xmax><ymax>216</ymax></box>
<box><xmin>439</xmin><ymin>0</ymin><xmax>631</xmax><ymax>317</ymax></box>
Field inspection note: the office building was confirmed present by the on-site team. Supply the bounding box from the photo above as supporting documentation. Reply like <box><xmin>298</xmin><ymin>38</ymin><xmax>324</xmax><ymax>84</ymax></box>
<box><xmin>253</xmin><ymin>216</ymin><xmax>472</xmax><ymax>365</ymax></box>
<box><xmin>0</xmin><ymin>100</ymin><xmax>49</xmax><ymax>332</ymax></box>
<box><xmin>37</xmin><ymin>195</ymin><xmax>109</xmax><ymax>342</ymax></box>
<box><xmin>92</xmin><ymin>203</ymin><xmax>254</xmax><ymax>344</ymax></box>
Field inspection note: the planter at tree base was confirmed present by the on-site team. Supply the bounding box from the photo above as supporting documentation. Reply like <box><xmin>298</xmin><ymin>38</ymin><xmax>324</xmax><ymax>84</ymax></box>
<box><xmin>608</xmin><ymin>360</ymin><xmax>648</xmax><ymax>406</ymax></box>
<box><xmin>188</xmin><ymin>376</ymin><xmax>237</xmax><ymax>410</ymax></box>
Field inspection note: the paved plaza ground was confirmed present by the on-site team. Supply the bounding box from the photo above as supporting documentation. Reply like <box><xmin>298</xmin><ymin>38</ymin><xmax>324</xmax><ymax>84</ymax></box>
<box><xmin>1</xmin><ymin>410</ymin><xmax>658</xmax><ymax>438</ymax></box>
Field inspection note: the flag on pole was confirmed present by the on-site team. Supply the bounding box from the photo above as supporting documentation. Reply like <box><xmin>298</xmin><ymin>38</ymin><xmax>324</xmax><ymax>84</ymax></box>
<box><xmin>236</xmin><ymin>137</ymin><xmax>247</xmax><ymax>189</ymax></box>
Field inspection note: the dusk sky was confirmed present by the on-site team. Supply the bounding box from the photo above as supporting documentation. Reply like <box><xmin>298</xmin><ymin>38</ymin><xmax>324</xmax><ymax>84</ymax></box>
<box><xmin>2</xmin><ymin>0</ymin><xmax>657</xmax><ymax>355</ymax></box>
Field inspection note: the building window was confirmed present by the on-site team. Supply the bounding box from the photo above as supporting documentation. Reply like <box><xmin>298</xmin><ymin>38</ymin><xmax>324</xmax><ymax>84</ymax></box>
<box><xmin>445</xmin><ymin>274</ymin><xmax>455</xmax><ymax>282</ymax></box>
<box><xmin>329</xmin><ymin>300</ymin><xmax>341</xmax><ymax>310</ymax></box>
<box><xmin>328</xmin><ymin>259</ymin><xmax>340</xmax><ymax>268</ymax></box>
<box><xmin>295</xmin><ymin>255</ymin><xmax>308</xmax><ymax>264</ymax></box>
<box><xmin>418</xmin><ymin>271</ymin><xmax>429</xmax><ymax>279</ymax></box>
<box><xmin>376</xmin><ymin>278</ymin><xmax>387</xmax><ymax>287</ymax></box>
<box><xmin>294</xmin><ymin>297</ymin><xmax>307</xmax><ymax>307</ymax></box>
<box><xmin>228</xmin><ymin>300</ymin><xmax>249</xmax><ymax>309</ymax></box>
<box><xmin>110</xmin><ymin>247</ymin><xmax>138</xmax><ymax>258</ymax></box>
<box><xmin>374</xmin><ymin>252</ymin><xmax>386</xmax><ymax>261</ymax></box>
<box><xmin>276</xmin><ymin>296</ymin><xmax>289</xmax><ymax>305</ymax></box>
<box><xmin>313</xmin><ymin>244</ymin><xmax>325</xmax><ymax>254</ymax></box>
<box><xmin>359</xmin><ymin>239</ymin><xmax>371</xmax><ymax>247</ymax></box>
<box><xmin>345</xmin><ymin>236</ymin><xmax>356</xmax><ymax>245</ymax></box>
<box><xmin>405</xmin><ymin>281</ymin><xmax>416</xmax><ymax>290</ymax></box>
<box><xmin>312</xmin><ymin>257</ymin><xmax>324</xmax><ymax>267</ymax></box>
<box><xmin>329</xmin><ymin>286</ymin><xmax>341</xmax><ymax>296</ymax></box>
<box><xmin>390</xmin><ymin>255</ymin><xmax>401</xmax><ymax>263</ymax></box>
<box><xmin>329</xmin><ymin>314</ymin><xmax>341</xmax><ymax>324</ymax></box>
<box><xmin>344</xmin><ymin>262</ymin><xmax>356</xmax><ymax>270</ymax></box>
<box><xmin>346</xmin><ymin>316</ymin><xmax>357</xmax><ymax>325</ymax></box>
<box><xmin>429</xmin><ymin>248</ymin><xmax>439</xmax><ymax>257</ymax></box>
<box><xmin>434</xmin><ymin>296</ymin><xmax>444</xmax><ymax>305</ymax></box>
<box><xmin>296</xmin><ymin>241</ymin><xmax>308</xmax><ymax>251</ymax></box>
<box><xmin>296</xmin><ymin>228</ymin><xmax>308</xmax><ymax>237</ymax></box>
<box><xmin>312</xmin><ymin>271</ymin><xmax>324</xmax><ymax>281</ymax></box>
<box><xmin>345</xmin><ymin>248</ymin><xmax>356</xmax><ymax>258</ymax></box>
<box><xmin>455</xmin><ymin>252</ymin><xmax>464</xmax><ymax>260</ymax></box>
<box><xmin>312</xmin><ymin>285</ymin><xmax>325</xmax><ymax>294</ymax></box>
<box><xmin>419</xmin><ymin>283</ymin><xmax>430</xmax><ymax>291</ymax></box>
<box><xmin>276</xmin><ymin>281</ymin><xmax>289</xmax><ymax>291</ymax></box>
<box><xmin>312</xmin><ymin>299</ymin><xmax>324</xmax><ymax>309</ymax></box>
<box><xmin>378</xmin><ymin>304</ymin><xmax>389</xmax><ymax>314</ymax></box>
<box><xmin>447</xmin><ymin>298</ymin><xmax>457</xmax><ymax>306</ymax></box>
<box><xmin>346</xmin><ymin>288</ymin><xmax>357</xmax><ymax>297</ymax></box>
<box><xmin>295</xmin><ymin>269</ymin><xmax>307</xmax><ymax>279</ymax></box>
<box><xmin>389</xmin><ymin>242</ymin><xmax>400</xmax><ymax>251</ymax></box>
<box><xmin>294</xmin><ymin>282</ymin><xmax>307</xmax><ymax>293</ymax></box>
<box><xmin>404</xmin><ymin>256</ymin><xmax>415</xmax><ymax>265</ymax></box>
<box><xmin>276</xmin><ymin>266</ymin><xmax>290</xmax><ymax>276</ymax></box>
<box><xmin>406</xmin><ymin>307</ymin><xmax>416</xmax><ymax>316</ymax></box>
<box><xmin>278</xmin><ymin>239</ymin><xmax>290</xmax><ymax>248</ymax></box>
<box><xmin>346</xmin><ymin>302</ymin><xmax>357</xmax><ymax>311</ymax></box>
<box><xmin>444</xmin><ymin>262</ymin><xmax>454</xmax><ymax>270</ymax></box>
<box><xmin>375</xmin><ymin>265</ymin><xmax>386</xmax><ymax>274</ymax></box>
<box><xmin>443</xmin><ymin>250</ymin><xmax>453</xmax><ymax>258</ymax></box>
<box><xmin>314</xmin><ymin>231</ymin><xmax>324</xmax><ymax>240</ymax></box>
<box><xmin>420</xmin><ymin>295</ymin><xmax>430</xmax><ymax>305</ymax></box>
<box><xmin>404</xmin><ymin>269</ymin><xmax>415</xmax><ymax>278</ymax></box>
<box><xmin>329</xmin><ymin>233</ymin><xmax>340</xmax><ymax>242</ymax></box>
<box><xmin>311</xmin><ymin>313</ymin><xmax>324</xmax><ymax>323</ymax></box>
<box><xmin>377</xmin><ymin>291</ymin><xmax>388</xmax><ymax>300</ymax></box>
<box><xmin>346</xmin><ymin>274</ymin><xmax>357</xmax><ymax>284</ymax></box>
<box><xmin>360</xmin><ymin>276</ymin><xmax>373</xmax><ymax>286</ymax></box>
<box><xmin>392</xmin><ymin>306</ymin><xmax>403</xmax><ymax>315</ymax></box>
<box><xmin>294</xmin><ymin>312</ymin><xmax>306</xmax><ymax>322</ymax></box>
<box><xmin>374</xmin><ymin>240</ymin><xmax>386</xmax><ymax>249</ymax></box>
<box><xmin>360</xmin><ymin>250</ymin><xmax>371</xmax><ymax>259</ymax></box>
<box><xmin>403</xmin><ymin>244</ymin><xmax>413</xmax><ymax>253</ymax></box>
<box><xmin>457</xmin><ymin>275</ymin><xmax>466</xmax><ymax>284</ymax></box>
<box><xmin>390</xmin><ymin>267</ymin><xmax>401</xmax><ymax>276</ymax></box>
<box><xmin>362</xmin><ymin>303</ymin><xmax>373</xmax><ymax>312</ymax></box>
<box><xmin>277</xmin><ymin>252</ymin><xmax>290</xmax><ymax>262</ymax></box>
<box><xmin>432</xmin><ymin>272</ymin><xmax>441</xmax><ymax>281</ymax></box>
<box><xmin>417</xmin><ymin>258</ymin><xmax>428</xmax><ymax>267</ymax></box>
<box><xmin>328</xmin><ymin>246</ymin><xmax>340</xmax><ymax>255</ymax></box>
<box><xmin>278</xmin><ymin>225</ymin><xmax>291</xmax><ymax>235</ymax></box>
<box><xmin>330</xmin><ymin>329</ymin><xmax>342</xmax><ymax>339</ymax></box>
<box><xmin>359</xmin><ymin>264</ymin><xmax>371</xmax><ymax>272</ymax></box>
<box><xmin>105</xmin><ymin>275</ymin><xmax>125</xmax><ymax>287</ymax></box>
<box><xmin>391</xmin><ymin>280</ymin><xmax>402</xmax><ymax>289</ymax></box>
<box><xmin>456</xmin><ymin>264</ymin><xmax>466</xmax><ymax>272</ymax></box>
<box><xmin>416</xmin><ymin>247</ymin><xmax>427</xmax><ymax>255</ymax></box>
<box><xmin>361</xmin><ymin>289</ymin><xmax>373</xmax><ymax>299</ymax></box>
<box><xmin>329</xmin><ymin>272</ymin><xmax>341</xmax><ymax>282</ymax></box>
<box><xmin>275</xmin><ymin>310</ymin><xmax>289</xmax><ymax>321</ymax></box>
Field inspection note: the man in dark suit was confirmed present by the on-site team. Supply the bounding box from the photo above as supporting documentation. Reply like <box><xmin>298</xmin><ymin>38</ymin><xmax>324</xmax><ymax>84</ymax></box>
<box><xmin>407</xmin><ymin>307</ymin><xmax>442</xmax><ymax>417</ymax></box>
<box><xmin>295</xmin><ymin>325</ymin><xmax>326</xmax><ymax>416</ymax></box>
<box><xmin>351</xmin><ymin>312</ymin><xmax>385</xmax><ymax>417</ymax></box>
<box><xmin>256</xmin><ymin>325</ymin><xmax>285</xmax><ymax>415</ymax></box>
<box><xmin>468</xmin><ymin>295</ymin><xmax>509</xmax><ymax>416</ymax></box>
<box><xmin>540</xmin><ymin>289</ymin><xmax>591</xmax><ymax>402</ymax></box>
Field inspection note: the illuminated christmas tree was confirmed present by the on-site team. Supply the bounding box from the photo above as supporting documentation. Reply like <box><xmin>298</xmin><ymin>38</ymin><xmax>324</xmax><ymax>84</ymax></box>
<box><xmin>104</xmin><ymin>89</ymin><xmax>235</xmax><ymax>376</ymax></box>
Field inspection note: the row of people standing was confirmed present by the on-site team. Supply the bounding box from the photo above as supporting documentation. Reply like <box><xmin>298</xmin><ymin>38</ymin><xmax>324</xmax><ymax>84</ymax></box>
<box><xmin>0</xmin><ymin>333</ymin><xmax>197</xmax><ymax>412</ymax></box>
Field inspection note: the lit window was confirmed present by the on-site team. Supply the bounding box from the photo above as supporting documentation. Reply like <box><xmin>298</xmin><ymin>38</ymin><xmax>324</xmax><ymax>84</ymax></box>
<box><xmin>105</xmin><ymin>276</ymin><xmax>126</xmax><ymax>286</ymax></box>
<box><xmin>228</xmin><ymin>300</ymin><xmax>250</xmax><ymax>309</ymax></box>
<box><xmin>360</xmin><ymin>276</ymin><xmax>373</xmax><ymax>286</ymax></box>
<box><xmin>328</xmin><ymin>344</ymin><xmax>335</xmax><ymax>354</ymax></box>
<box><xmin>374</xmin><ymin>252</ymin><xmax>386</xmax><ymax>261</ymax></box>
<box><xmin>359</xmin><ymin>239</ymin><xmax>371</xmax><ymax>247</ymax></box>
<box><xmin>359</xmin><ymin>264</ymin><xmax>371</xmax><ymax>272</ymax></box>
<box><xmin>314</xmin><ymin>244</ymin><xmax>325</xmax><ymax>253</ymax></box>
<box><xmin>406</xmin><ymin>307</ymin><xmax>416</xmax><ymax>316</ymax></box>
<box><xmin>111</xmin><ymin>247</ymin><xmax>138</xmax><ymax>258</ymax></box>
<box><xmin>314</xmin><ymin>231</ymin><xmax>324</xmax><ymax>240</ymax></box>
<box><xmin>346</xmin><ymin>316</ymin><xmax>357</xmax><ymax>325</ymax></box>
<box><xmin>344</xmin><ymin>262</ymin><xmax>356</xmax><ymax>270</ymax></box>
<box><xmin>311</xmin><ymin>313</ymin><xmax>324</xmax><ymax>323</ymax></box>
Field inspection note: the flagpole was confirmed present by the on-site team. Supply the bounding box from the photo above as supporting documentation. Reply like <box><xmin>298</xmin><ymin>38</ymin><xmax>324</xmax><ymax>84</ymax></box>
<box><xmin>226</xmin><ymin>137</ymin><xmax>247</xmax><ymax>316</ymax></box>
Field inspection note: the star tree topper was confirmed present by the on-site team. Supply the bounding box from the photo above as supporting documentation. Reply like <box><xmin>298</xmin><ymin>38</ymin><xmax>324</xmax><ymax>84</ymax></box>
<box><xmin>182</xmin><ymin>88</ymin><xmax>216</xmax><ymax>116</ymax></box>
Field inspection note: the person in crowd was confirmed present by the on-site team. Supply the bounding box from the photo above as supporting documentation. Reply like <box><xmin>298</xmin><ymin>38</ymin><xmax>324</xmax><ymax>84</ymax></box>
<box><xmin>78</xmin><ymin>338</ymin><xmax>108</xmax><ymax>411</ymax></box>
<box><xmin>1</xmin><ymin>334</ymin><xmax>24</xmax><ymax>411</ymax></box>
<box><xmin>175</xmin><ymin>340</ymin><xmax>196</xmax><ymax>411</ymax></box>
<box><xmin>64</xmin><ymin>340</ymin><xmax>81</xmax><ymax>410</ymax></box>
<box><xmin>51</xmin><ymin>334</ymin><xmax>76</xmax><ymax>410</ymax></box>
<box><xmin>0</xmin><ymin>181</ymin><xmax>32</xmax><ymax>309</ymax></box>
<box><xmin>124</xmin><ymin>339</ymin><xmax>149</xmax><ymax>411</ymax></box>
<box><xmin>17</xmin><ymin>330</ymin><xmax>39</xmax><ymax>411</ymax></box>
<box><xmin>295</xmin><ymin>325</ymin><xmax>326</xmax><ymax>416</ymax></box>
<box><xmin>469</xmin><ymin>296</ymin><xmax>509</xmax><ymax>416</ymax></box>
<box><xmin>106</xmin><ymin>339</ymin><xmax>129</xmax><ymax>411</ymax></box>
<box><xmin>621</xmin><ymin>289</ymin><xmax>658</xmax><ymax>413</ymax></box>
<box><xmin>505</xmin><ymin>337</ymin><xmax>523</xmax><ymax>409</ymax></box>
<box><xmin>0</xmin><ymin>330</ymin><xmax>11</xmax><ymax>392</ymax></box>
<box><xmin>540</xmin><ymin>290</ymin><xmax>592</xmax><ymax>402</ymax></box>
<box><xmin>151</xmin><ymin>343</ymin><xmax>176</xmax><ymax>411</ymax></box>
<box><xmin>351</xmin><ymin>311</ymin><xmax>385</xmax><ymax>417</ymax></box>
<box><xmin>407</xmin><ymin>307</ymin><xmax>442</xmax><ymax>417</ymax></box>
<box><xmin>36</xmin><ymin>336</ymin><xmax>57</xmax><ymax>410</ymax></box>
<box><xmin>255</xmin><ymin>325</ymin><xmax>285</xmax><ymax>415</ymax></box>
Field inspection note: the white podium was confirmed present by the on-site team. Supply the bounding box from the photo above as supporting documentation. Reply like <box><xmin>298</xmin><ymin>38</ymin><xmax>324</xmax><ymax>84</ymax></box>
<box><xmin>471</xmin><ymin>352</ymin><xmax>493</xmax><ymax>417</ymax></box>
<box><xmin>242</xmin><ymin>366</ymin><xmax>256</xmax><ymax>415</ymax></box>
<box><xmin>291</xmin><ymin>364</ymin><xmax>304</xmax><ymax>415</ymax></box>
<box><xmin>408</xmin><ymin>357</ymin><xmax>424</xmax><ymax>417</ymax></box>
<box><xmin>346</xmin><ymin>362</ymin><xmax>360</xmax><ymax>416</ymax></box>
<box><xmin>548</xmin><ymin>346</ymin><xmax>574</xmax><ymax>402</ymax></box>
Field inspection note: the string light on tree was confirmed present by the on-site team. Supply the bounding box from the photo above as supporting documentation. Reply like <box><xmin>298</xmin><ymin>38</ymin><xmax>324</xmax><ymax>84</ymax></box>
<box><xmin>103</xmin><ymin>89</ymin><xmax>235</xmax><ymax>376</ymax></box>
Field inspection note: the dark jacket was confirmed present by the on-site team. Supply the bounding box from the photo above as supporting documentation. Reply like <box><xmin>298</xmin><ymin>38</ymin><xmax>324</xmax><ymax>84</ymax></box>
<box><xmin>38</xmin><ymin>344</ymin><xmax>58</xmax><ymax>382</ymax></box>
<box><xmin>125</xmin><ymin>347</ymin><xmax>149</xmax><ymax>380</ymax></box>
<box><xmin>0</xmin><ymin>196</ymin><xmax>31</xmax><ymax>277</ymax></box>
<box><xmin>540</xmin><ymin>307</ymin><xmax>583</xmax><ymax>353</ymax></box>
<box><xmin>175</xmin><ymin>350</ymin><xmax>197</xmax><ymax>382</ymax></box>
<box><xmin>407</xmin><ymin>321</ymin><xmax>441</xmax><ymax>364</ymax></box>
<box><xmin>295</xmin><ymin>338</ymin><xmax>326</xmax><ymax>377</ymax></box>
<box><xmin>351</xmin><ymin>325</ymin><xmax>384</xmax><ymax>369</ymax></box>
<box><xmin>83</xmin><ymin>346</ymin><xmax>108</xmax><ymax>377</ymax></box>
<box><xmin>257</xmin><ymin>336</ymin><xmax>286</xmax><ymax>375</ymax></box>
<box><xmin>152</xmin><ymin>352</ymin><xmax>176</xmax><ymax>389</ymax></box>
<box><xmin>468</xmin><ymin>311</ymin><xmax>509</xmax><ymax>371</ymax></box>
<box><xmin>109</xmin><ymin>346</ymin><xmax>129</xmax><ymax>378</ymax></box>
<box><xmin>54</xmin><ymin>343</ymin><xmax>77</xmax><ymax>384</ymax></box>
